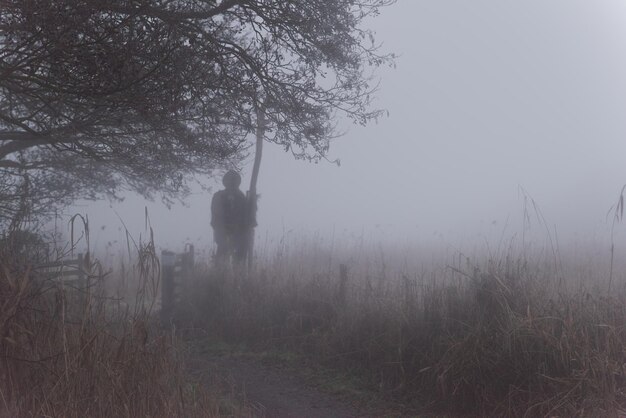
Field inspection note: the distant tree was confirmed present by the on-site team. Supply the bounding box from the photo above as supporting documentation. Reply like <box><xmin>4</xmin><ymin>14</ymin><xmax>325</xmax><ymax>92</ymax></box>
<box><xmin>0</xmin><ymin>0</ymin><xmax>395</xmax><ymax>227</ymax></box>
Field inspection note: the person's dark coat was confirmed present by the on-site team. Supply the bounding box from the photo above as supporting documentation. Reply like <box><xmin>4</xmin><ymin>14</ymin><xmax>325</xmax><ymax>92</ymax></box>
<box><xmin>211</xmin><ymin>188</ymin><xmax>248</xmax><ymax>245</ymax></box>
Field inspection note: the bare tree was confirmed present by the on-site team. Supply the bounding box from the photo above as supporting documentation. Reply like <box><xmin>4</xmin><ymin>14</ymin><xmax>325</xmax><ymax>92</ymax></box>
<box><xmin>0</xmin><ymin>0</ymin><xmax>395</xmax><ymax>227</ymax></box>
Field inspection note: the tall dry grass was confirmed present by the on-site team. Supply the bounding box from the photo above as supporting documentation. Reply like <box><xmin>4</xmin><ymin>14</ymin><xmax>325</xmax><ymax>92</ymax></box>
<box><xmin>179</xmin><ymin>234</ymin><xmax>626</xmax><ymax>417</ymax></box>
<box><xmin>0</xmin><ymin>225</ymin><xmax>227</xmax><ymax>417</ymax></box>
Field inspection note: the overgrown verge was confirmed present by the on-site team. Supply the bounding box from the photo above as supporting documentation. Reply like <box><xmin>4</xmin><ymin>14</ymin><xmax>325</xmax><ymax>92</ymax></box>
<box><xmin>178</xmin><ymin>256</ymin><xmax>626</xmax><ymax>417</ymax></box>
<box><xmin>0</xmin><ymin>230</ymin><xmax>230</xmax><ymax>417</ymax></box>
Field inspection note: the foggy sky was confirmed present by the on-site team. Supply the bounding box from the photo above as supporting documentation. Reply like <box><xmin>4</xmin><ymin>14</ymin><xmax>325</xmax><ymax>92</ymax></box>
<box><xmin>73</xmin><ymin>0</ymin><xmax>626</xmax><ymax>255</ymax></box>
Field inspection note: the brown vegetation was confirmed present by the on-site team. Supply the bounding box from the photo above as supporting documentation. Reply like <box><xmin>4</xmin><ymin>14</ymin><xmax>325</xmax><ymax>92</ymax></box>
<box><xmin>0</xmin><ymin>230</ymin><xmax>227</xmax><ymax>417</ymax></box>
<box><xmin>179</xmin><ymin>243</ymin><xmax>626</xmax><ymax>417</ymax></box>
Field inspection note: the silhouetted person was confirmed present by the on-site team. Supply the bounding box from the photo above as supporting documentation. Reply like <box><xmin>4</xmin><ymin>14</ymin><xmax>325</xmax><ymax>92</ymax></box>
<box><xmin>211</xmin><ymin>170</ymin><xmax>249</xmax><ymax>266</ymax></box>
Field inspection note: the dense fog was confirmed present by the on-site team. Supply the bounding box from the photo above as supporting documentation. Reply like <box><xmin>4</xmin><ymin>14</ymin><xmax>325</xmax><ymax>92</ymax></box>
<box><xmin>72</xmin><ymin>0</ymin><xmax>626</xmax><ymax>258</ymax></box>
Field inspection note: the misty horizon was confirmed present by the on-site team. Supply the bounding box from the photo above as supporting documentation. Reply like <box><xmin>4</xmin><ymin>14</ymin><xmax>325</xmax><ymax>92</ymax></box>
<box><xmin>66</xmin><ymin>0</ymin><xmax>626</xmax><ymax>257</ymax></box>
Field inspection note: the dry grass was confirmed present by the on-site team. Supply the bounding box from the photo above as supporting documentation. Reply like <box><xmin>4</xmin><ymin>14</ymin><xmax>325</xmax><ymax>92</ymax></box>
<box><xmin>178</xmin><ymin>236</ymin><xmax>626</xmax><ymax>417</ymax></box>
<box><xmin>0</xmin><ymin>228</ymin><xmax>231</xmax><ymax>417</ymax></box>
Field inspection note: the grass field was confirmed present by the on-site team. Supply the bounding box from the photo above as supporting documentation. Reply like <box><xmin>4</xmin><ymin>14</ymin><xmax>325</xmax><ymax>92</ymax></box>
<box><xmin>178</xmin><ymin>231</ymin><xmax>626</xmax><ymax>417</ymax></box>
<box><xmin>3</xmin><ymin>219</ymin><xmax>626</xmax><ymax>417</ymax></box>
<box><xmin>0</xmin><ymin>226</ymin><xmax>248</xmax><ymax>418</ymax></box>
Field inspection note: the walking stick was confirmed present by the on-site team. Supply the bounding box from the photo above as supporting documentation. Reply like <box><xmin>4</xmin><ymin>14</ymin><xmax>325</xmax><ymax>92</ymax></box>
<box><xmin>247</xmin><ymin>103</ymin><xmax>265</xmax><ymax>271</ymax></box>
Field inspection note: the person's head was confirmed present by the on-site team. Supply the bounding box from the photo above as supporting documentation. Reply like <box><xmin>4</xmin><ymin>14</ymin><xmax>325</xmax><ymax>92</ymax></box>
<box><xmin>222</xmin><ymin>170</ymin><xmax>242</xmax><ymax>190</ymax></box>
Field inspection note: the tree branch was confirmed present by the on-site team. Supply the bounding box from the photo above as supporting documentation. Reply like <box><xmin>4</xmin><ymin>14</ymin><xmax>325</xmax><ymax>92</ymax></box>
<box><xmin>0</xmin><ymin>139</ymin><xmax>48</xmax><ymax>159</ymax></box>
<box><xmin>100</xmin><ymin>0</ymin><xmax>246</xmax><ymax>21</ymax></box>
<box><xmin>0</xmin><ymin>159</ymin><xmax>24</xmax><ymax>169</ymax></box>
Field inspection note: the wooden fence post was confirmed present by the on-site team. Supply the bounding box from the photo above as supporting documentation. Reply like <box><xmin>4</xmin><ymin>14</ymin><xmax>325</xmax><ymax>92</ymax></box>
<box><xmin>161</xmin><ymin>250</ymin><xmax>176</xmax><ymax>324</ymax></box>
<box><xmin>180</xmin><ymin>245</ymin><xmax>194</xmax><ymax>300</ymax></box>
<box><xmin>182</xmin><ymin>244</ymin><xmax>194</xmax><ymax>280</ymax></box>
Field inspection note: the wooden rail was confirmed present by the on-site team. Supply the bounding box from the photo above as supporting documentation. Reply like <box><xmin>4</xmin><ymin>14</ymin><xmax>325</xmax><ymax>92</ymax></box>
<box><xmin>34</xmin><ymin>253</ymin><xmax>88</xmax><ymax>283</ymax></box>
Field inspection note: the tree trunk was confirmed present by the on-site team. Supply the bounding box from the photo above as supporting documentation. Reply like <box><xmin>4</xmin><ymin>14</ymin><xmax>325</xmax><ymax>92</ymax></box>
<box><xmin>247</xmin><ymin>104</ymin><xmax>265</xmax><ymax>270</ymax></box>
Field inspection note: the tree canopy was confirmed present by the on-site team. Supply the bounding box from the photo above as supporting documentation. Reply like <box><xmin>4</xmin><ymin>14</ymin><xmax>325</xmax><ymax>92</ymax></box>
<box><xmin>0</xmin><ymin>0</ymin><xmax>394</xmax><ymax>227</ymax></box>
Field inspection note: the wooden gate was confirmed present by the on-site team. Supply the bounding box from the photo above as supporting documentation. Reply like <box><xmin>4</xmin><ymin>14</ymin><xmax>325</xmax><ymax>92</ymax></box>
<box><xmin>160</xmin><ymin>244</ymin><xmax>194</xmax><ymax>323</ymax></box>
<box><xmin>34</xmin><ymin>253</ymin><xmax>89</xmax><ymax>282</ymax></box>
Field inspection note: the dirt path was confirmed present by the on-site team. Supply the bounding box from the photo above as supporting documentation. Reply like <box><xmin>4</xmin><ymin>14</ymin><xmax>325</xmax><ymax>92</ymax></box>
<box><xmin>186</xmin><ymin>342</ymin><xmax>406</xmax><ymax>418</ymax></box>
